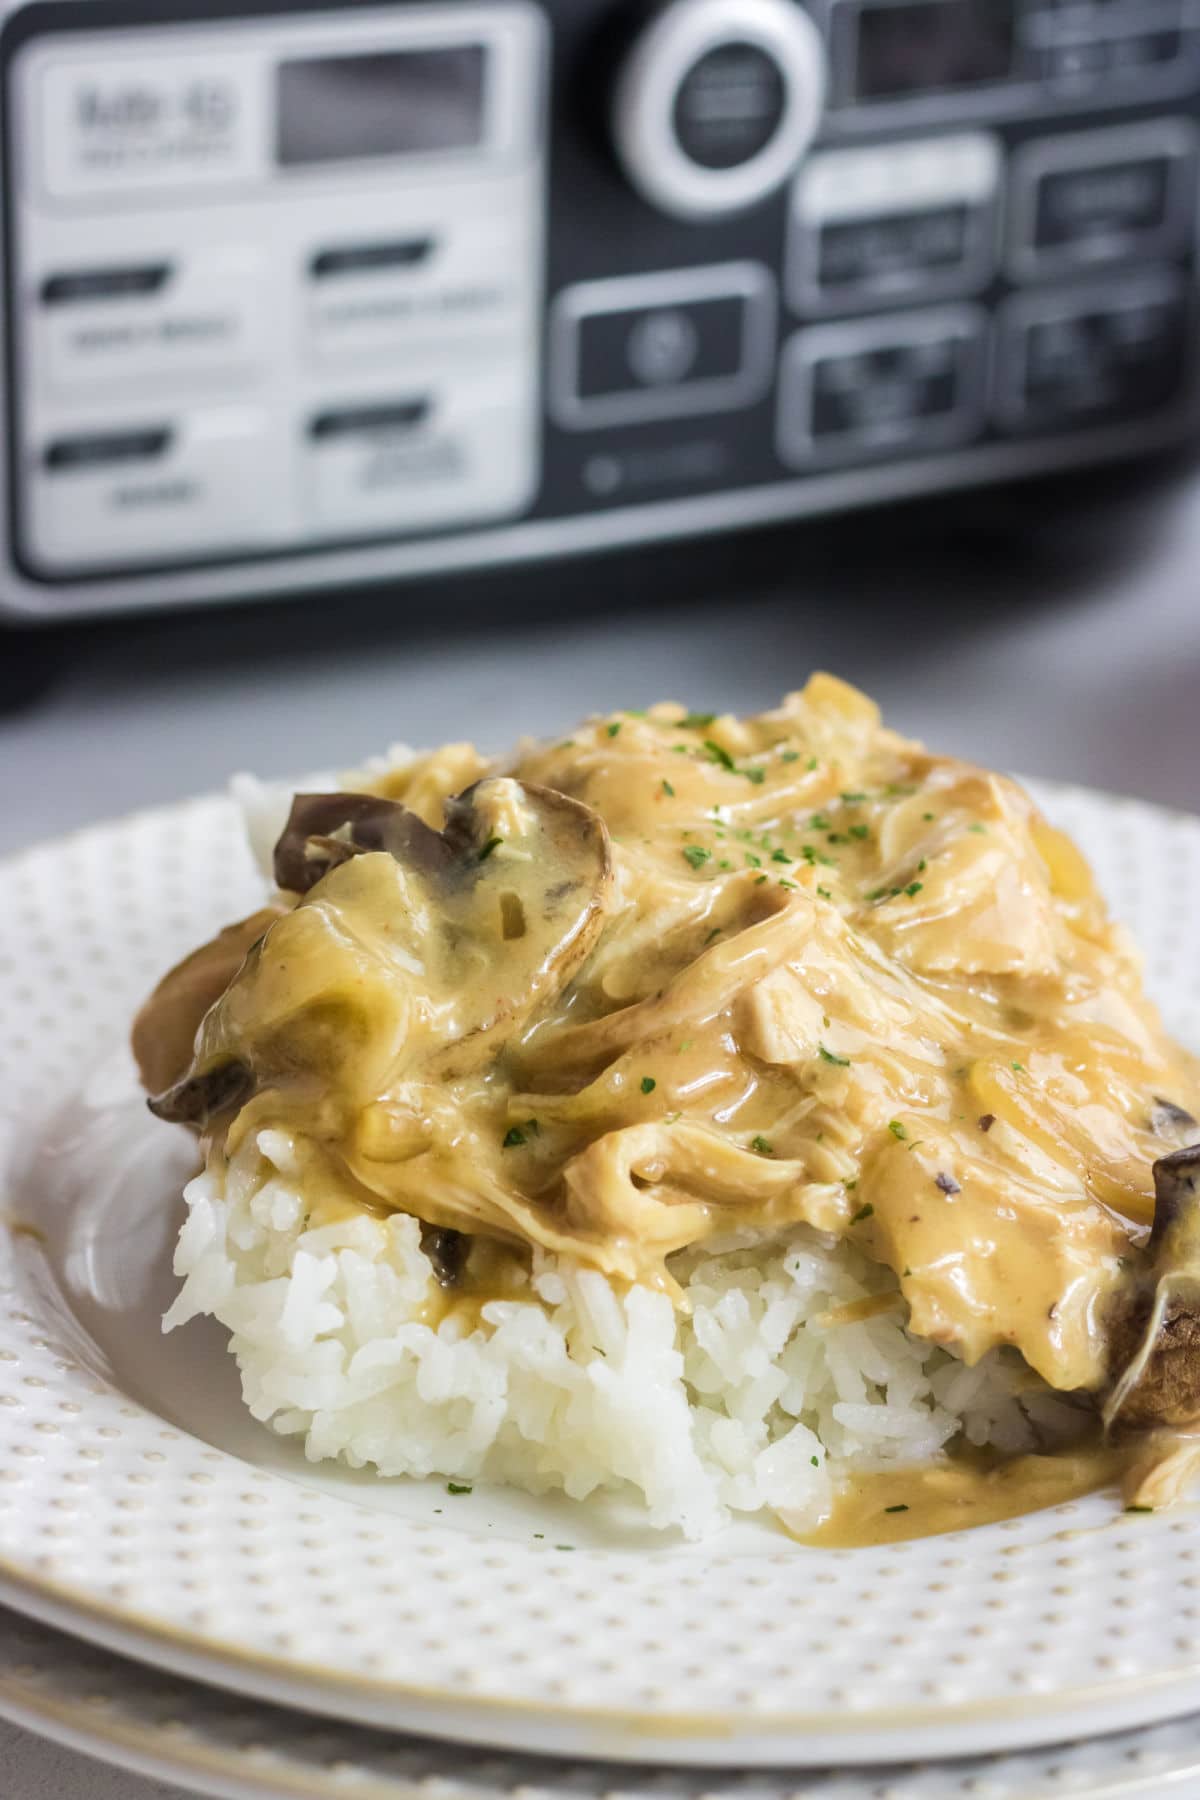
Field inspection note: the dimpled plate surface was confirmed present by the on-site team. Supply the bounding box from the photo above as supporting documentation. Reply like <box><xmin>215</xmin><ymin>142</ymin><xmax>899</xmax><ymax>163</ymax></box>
<box><xmin>5</xmin><ymin>1603</ymin><xmax>1200</xmax><ymax>1800</ymax></box>
<box><xmin>0</xmin><ymin>782</ymin><xmax>1199</xmax><ymax>1769</ymax></box>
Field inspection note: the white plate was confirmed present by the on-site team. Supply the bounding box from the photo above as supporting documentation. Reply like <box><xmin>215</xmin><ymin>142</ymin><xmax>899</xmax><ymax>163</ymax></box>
<box><xmin>1</xmin><ymin>783</ymin><xmax>1200</xmax><ymax>1770</ymax></box>
<box><xmin>6</xmin><ymin>1602</ymin><xmax>1200</xmax><ymax>1800</ymax></box>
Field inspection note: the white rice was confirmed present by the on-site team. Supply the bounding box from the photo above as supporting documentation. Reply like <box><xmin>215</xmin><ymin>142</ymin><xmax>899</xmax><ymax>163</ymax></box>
<box><xmin>164</xmin><ymin>1126</ymin><xmax>1087</xmax><ymax>1539</ymax></box>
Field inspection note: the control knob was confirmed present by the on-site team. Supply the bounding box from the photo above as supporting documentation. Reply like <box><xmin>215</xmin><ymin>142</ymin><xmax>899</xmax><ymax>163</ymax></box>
<box><xmin>612</xmin><ymin>0</ymin><xmax>826</xmax><ymax>219</ymax></box>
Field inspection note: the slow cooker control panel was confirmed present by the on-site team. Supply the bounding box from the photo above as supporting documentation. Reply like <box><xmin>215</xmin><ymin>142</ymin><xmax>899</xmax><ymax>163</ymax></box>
<box><xmin>1</xmin><ymin>0</ymin><xmax>1198</xmax><ymax>614</ymax></box>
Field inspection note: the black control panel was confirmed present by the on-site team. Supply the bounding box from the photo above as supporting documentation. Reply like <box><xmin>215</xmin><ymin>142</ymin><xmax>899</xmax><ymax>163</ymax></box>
<box><xmin>2</xmin><ymin>0</ymin><xmax>1198</xmax><ymax>618</ymax></box>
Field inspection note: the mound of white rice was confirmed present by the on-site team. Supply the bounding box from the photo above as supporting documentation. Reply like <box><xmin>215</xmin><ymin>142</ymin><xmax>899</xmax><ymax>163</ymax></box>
<box><xmin>164</xmin><ymin>1126</ymin><xmax>1086</xmax><ymax>1538</ymax></box>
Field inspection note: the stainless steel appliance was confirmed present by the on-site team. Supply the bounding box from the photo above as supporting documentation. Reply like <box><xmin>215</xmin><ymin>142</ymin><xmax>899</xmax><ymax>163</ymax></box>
<box><xmin>2</xmin><ymin>0</ymin><xmax>1197</xmax><ymax>619</ymax></box>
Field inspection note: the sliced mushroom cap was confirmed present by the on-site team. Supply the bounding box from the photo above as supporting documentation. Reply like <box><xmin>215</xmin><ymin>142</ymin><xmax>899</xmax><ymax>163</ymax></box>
<box><xmin>133</xmin><ymin>907</ymin><xmax>285</xmax><ymax>1099</ymax></box>
<box><xmin>1105</xmin><ymin>1143</ymin><xmax>1200</xmax><ymax>1432</ymax></box>
<box><xmin>148</xmin><ymin>778</ymin><xmax>613</xmax><ymax>1130</ymax></box>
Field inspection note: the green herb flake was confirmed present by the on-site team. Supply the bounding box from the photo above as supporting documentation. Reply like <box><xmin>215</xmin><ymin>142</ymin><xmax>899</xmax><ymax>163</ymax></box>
<box><xmin>533</xmin><ymin>1532</ymin><xmax>544</xmax><ymax>1539</ymax></box>
<box><xmin>819</xmin><ymin>1044</ymin><xmax>850</xmax><ymax>1066</ymax></box>
<box><xmin>922</xmin><ymin>811</ymin><xmax>935</xmax><ymax>822</ymax></box>
<box><xmin>745</xmin><ymin>852</ymin><xmax>762</xmax><ymax>868</ymax></box>
<box><xmin>661</xmin><ymin>779</ymin><xmax>675</xmax><ymax>797</ymax></box>
<box><xmin>806</xmin><ymin>756</ymin><xmax>819</xmax><ymax>771</ymax></box>
<box><xmin>905</xmin><ymin>881</ymin><xmax>924</xmax><ymax>898</ymax></box>
<box><xmin>680</xmin><ymin>712</ymin><xmax>716</xmax><ymax>729</ymax></box>
<box><xmin>1125</xmin><ymin>1505</ymin><xmax>1154</xmax><ymax>1514</ymax></box>
<box><xmin>817</xmin><ymin>885</ymin><xmax>833</xmax><ymax>900</ymax></box>
<box><xmin>810</xmin><ymin>1454</ymin><xmax>820</xmax><ymax>1467</ymax></box>
<box><xmin>841</xmin><ymin>791</ymin><xmax>867</xmax><ymax>805</ymax></box>
<box><xmin>884</xmin><ymin>1503</ymin><xmax>909</xmax><ymax>1514</ymax></box>
<box><xmin>888</xmin><ymin>1121</ymin><xmax>909</xmax><ymax>1141</ymax></box>
<box><xmin>751</xmin><ymin>1135</ymin><xmax>774</xmax><ymax>1156</ymax></box>
<box><xmin>502</xmin><ymin>1126</ymin><xmax>526</xmax><ymax>1149</ymax></box>
<box><xmin>704</xmin><ymin>739</ymin><xmax>736</xmax><ymax>772</ymax></box>
<box><xmin>678</xmin><ymin>1039</ymin><xmax>694</xmax><ymax>1052</ymax></box>
<box><xmin>447</xmin><ymin>1481</ymin><xmax>473</xmax><ymax>1495</ymax></box>
<box><xmin>744</xmin><ymin>767</ymin><xmax>766</xmax><ymax>785</ymax></box>
<box><xmin>771</xmin><ymin>848</ymin><xmax>791</xmax><ymax>864</ymax></box>
<box><xmin>703</xmin><ymin>926</ymin><xmax>723</xmax><ymax>944</ymax></box>
<box><xmin>968</xmin><ymin>823</ymin><xmax>988</xmax><ymax>834</ymax></box>
<box><xmin>810</xmin><ymin>812</ymin><xmax>831</xmax><ymax>830</ymax></box>
<box><xmin>606</xmin><ymin>721</ymin><xmax>621</xmax><ymax>738</ymax></box>
<box><xmin>781</xmin><ymin>750</ymin><xmax>800</xmax><ymax>764</ymax></box>
<box><xmin>478</xmin><ymin>835</ymin><xmax>503</xmax><ymax>862</ymax></box>
<box><xmin>850</xmin><ymin>1203</ymin><xmax>875</xmax><ymax>1225</ymax></box>
<box><xmin>555</xmin><ymin>1544</ymin><xmax>576</xmax><ymax>1551</ymax></box>
<box><xmin>1011</xmin><ymin>1061</ymin><xmax>1025</xmax><ymax>1072</ymax></box>
<box><xmin>641</xmin><ymin>1076</ymin><xmax>657</xmax><ymax>1095</ymax></box>
<box><xmin>917</xmin><ymin>858</ymin><xmax>927</xmax><ymax>872</ymax></box>
<box><xmin>848</xmin><ymin>824</ymin><xmax>870</xmax><ymax>841</ymax></box>
<box><xmin>682</xmin><ymin>845</ymin><xmax>712</xmax><ymax>870</ymax></box>
<box><xmin>778</xmin><ymin>877</ymin><xmax>798</xmax><ymax>890</ymax></box>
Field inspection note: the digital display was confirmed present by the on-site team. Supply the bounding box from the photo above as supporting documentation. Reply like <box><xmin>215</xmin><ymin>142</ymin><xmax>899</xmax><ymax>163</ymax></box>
<box><xmin>854</xmin><ymin>0</ymin><xmax>1017</xmax><ymax>100</ymax></box>
<box><xmin>277</xmin><ymin>46</ymin><xmax>487</xmax><ymax>166</ymax></box>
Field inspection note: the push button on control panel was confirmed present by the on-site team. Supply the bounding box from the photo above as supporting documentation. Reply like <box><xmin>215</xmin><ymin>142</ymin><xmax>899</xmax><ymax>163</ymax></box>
<box><xmin>790</xmin><ymin>135</ymin><xmax>1000</xmax><ymax>313</ymax></box>
<box><xmin>1010</xmin><ymin>121</ymin><xmax>1197</xmax><ymax>278</ymax></box>
<box><xmin>35</xmin><ymin>248</ymin><xmax>267</xmax><ymax>395</ymax></box>
<box><xmin>777</xmin><ymin>307</ymin><xmax>985</xmax><ymax>466</ymax></box>
<box><xmin>995</xmin><ymin>273</ymin><xmax>1188</xmax><ymax>433</ymax></box>
<box><xmin>550</xmin><ymin>264</ymin><xmax>776</xmax><ymax>429</ymax></box>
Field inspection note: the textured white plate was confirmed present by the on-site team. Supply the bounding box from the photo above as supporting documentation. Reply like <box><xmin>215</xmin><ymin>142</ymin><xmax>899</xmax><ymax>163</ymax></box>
<box><xmin>6</xmin><ymin>1602</ymin><xmax>1200</xmax><ymax>1800</ymax></box>
<box><xmin>1</xmin><ymin>783</ymin><xmax>1200</xmax><ymax>1770</ymax></box>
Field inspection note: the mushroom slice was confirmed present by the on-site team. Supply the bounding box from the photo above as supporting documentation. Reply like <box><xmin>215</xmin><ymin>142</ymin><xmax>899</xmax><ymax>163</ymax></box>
<box><xmin>132</xmin><ymin>906</ymin><xmax>285</xmax><ymax>1099</ymax></box>
<box><xmin>1105</xmin><ymin>1144</ymin><xmax>1200</xmax><ymax>1432</ymax></box>
<box><xmin>148</xmin><ymin>778</ymin><xmax>613</xmax><ymax>1129</ymax></box>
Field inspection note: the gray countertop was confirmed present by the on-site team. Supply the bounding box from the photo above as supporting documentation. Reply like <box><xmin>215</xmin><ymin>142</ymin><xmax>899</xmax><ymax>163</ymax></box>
<box><xmin>2</xmin><ymin>450</ymin><xmax>1199</xmax><ymax>1795</ymax></box>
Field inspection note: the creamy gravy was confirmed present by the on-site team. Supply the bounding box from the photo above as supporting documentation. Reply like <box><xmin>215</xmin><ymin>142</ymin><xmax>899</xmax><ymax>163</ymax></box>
<box><xmin>796</xmin><ymin>1445</ymin><xmax>1130</xmax><ymax>1547</ymax></box>
<box><xmin>134</xmin><ymin>674</ymin><xmax>1200</xmax><ymax>1538</ymax></box>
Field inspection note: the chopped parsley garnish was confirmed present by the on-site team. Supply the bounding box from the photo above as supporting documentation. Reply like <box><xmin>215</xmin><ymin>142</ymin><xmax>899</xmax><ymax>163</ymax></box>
<box><xmin>1124</xmin><ymin>1505</ymin><xmax>1154</xmax><ymax>1514</ymax></box>
<box><xmin>781</xmin><ymin>750</ymin><xmax>800</xmax><ymax>764</ymax></box>
<box><xmin>682</xmin><ymin>845</ymin><xmax>712</xmax><ymax>870</ymax></box>
<box><xmin>922</xmin><ymin>812</ymin><xmax>935</xmax><ymax>822</ymax></box>
<box><xmin>1011</xmin><ymin>1060</ymin><xmax>1025</xmax><ymax>1072</ymax></box>
<box><xmin>806</xmin><ymin>756</ymin><xmax>819</xmax><ymax>771</ymax></box>
<box><xmin>884</xmin><ymin>1503</ymin><xmax>909</xmax><ymax>1514</ymax></box>
<box><xmin>848</xmin><ymin>824</ymin><xmax>870</xmax><ymax>841</ymax></box>
<box><xmin>810</xmin><ymin>812</ymin><xmax>831</xmax><ymax>830</ymax></box>
<box><xmin>917</xmin><ymin>859</ymin><xmax>927</xmax><ymax>872</ymax></box>
<box><xmin>478</xmin><ymin>836</ymin><xmax>503</xmax><ymax>862</ymax></box>
<box><xmin>555</xmin><ymin>1544</ymin><xmax>576</xmax><ymax>1551</ymax></box>
<box><xmin>755</xmin><ymin>873</ymin><xmax>768</xmax><ymax>884</ymax></box>
<box><xmin>905</xmin><ymin>881</ymin><xmax>924</xmax><ymax>897</ymax></box>
<box><xmin>704</xmin><ymin>739</ymin><xmax>736</xmax><ymax>771</ymax></box>
<box><xmin>771</xmin><ymin>848</ymin><xmax>791</xmax><ymax>864</ymax></box>
<box><xmin>606</xmin><ymin>721</ymin><xmax>621</xmax><ymax>738</ymax></box>
<box><xmin>502</xmin><ymin>1126</ymin><xmax>526</xmax><ymax>1148</ymax></box>
<box><xmin>745</xmin><ymin>852</ymin><xmax>762</xmax><ymax>868</ymax></box>
<box><xmin>718</xmin><ymin>858</ymin><xmax>732</xmax><ymax>870</ymax></box>
<box><xmin>751</xmin><ymin>1135</ymin><xmax>774</xmax><ymax>1156</ymax></box>
<box><xmin>661</xmin><ymin>779</ymin><xmax>675</xmax><ymax>797</ymax></box>
<box><xmin>841</xmin><ymin>792</ymin><xmax>867</xmax><ymax>804</ymax></box>
<box><xmin>704</xmin><ymin>926</ymin><xmax>723</xmax><ymax>944</ymax></box>
<box><xmin>819</xmin><ymin>1044</ymin><xmax>850</xmax><ymax>1066</ymax></box>
<box><xmin>641</xmin><ymin>1076</ymin><xmax>657</xmax><ymax>1095</ymax></box>
<box><xmin>802</xmin><ymin>845</ymin><xmax>836</xmax><ymax>868</ymax></box>
<box><xmin>888</xmin><ymin>1121</ymin><xmax>909</xmax><ymax>1141</ymax></box>
<box><xmin>779</xmin><ymin>878</ymin><xmax>797</xmax><ymax>891</ymax></box>
<box><xmin>811</xmin><ymin>1455</ymin><xmax>820</xmax><ymax>1467</ymax></box>
<box><xmin>817</xmin><ymin>885</ymin><xmax>833</xmax><ymax>900</ymax></box>
<box><xmin>447</xmin><ymin>1481</ymin><xmax>473</xmax><ymax>1495</ymax></box>
<box><xmin>968</xmin><ymin>822</ymin><xmax>987</xmax><ymax>834</ymax></box>
<box><xmin>680</xmin><ymin>712</ymin><xmax>716</xmax><ymax>729</ymax></box>
<box><xmin>744</xmin><ymin>767</ymin><xmax>766</xmax><ymax>785</ymax></box>
<box><xmin>849</xmin><ymin>1203</ymin><xmax>875</xmax><ymax>1225</ymax></box>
